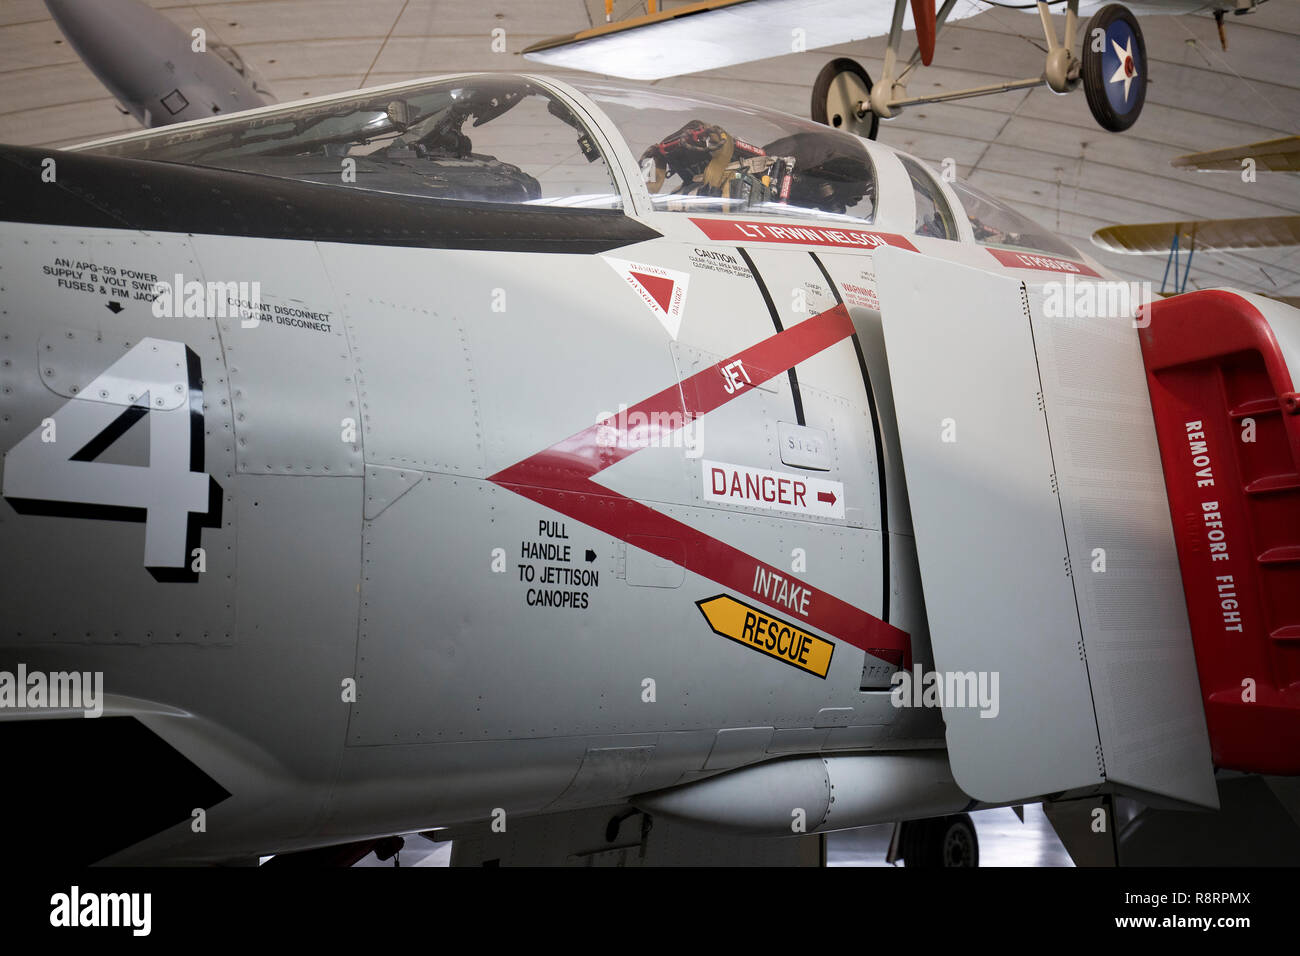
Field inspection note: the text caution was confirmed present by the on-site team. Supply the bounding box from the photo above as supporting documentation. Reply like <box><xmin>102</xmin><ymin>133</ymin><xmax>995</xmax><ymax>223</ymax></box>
<box><xmin>703</xmin><ymin>459</ymin><xmax>845</xmax><ymax>520</ymax></box>
<box><xmin>697</xmin><ymin>594</ymin><xmax>835</xmax><ymax>678</ymax></box>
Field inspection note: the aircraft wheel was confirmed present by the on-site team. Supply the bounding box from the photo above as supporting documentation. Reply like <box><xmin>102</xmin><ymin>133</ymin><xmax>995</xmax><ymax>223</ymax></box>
<box><xmin>1081</xmin><ymin>4</ymin><xmax>1147</xmax><ymax>132</ymax></box>
<box><xmin>900</xmin><ymin>813</ymin><xmax>979</xmax><ymax>867</ymax></box>
<box><xmin>811</xmin><ymin>58</ymin><xmax>880</xmax><ymax>140</ymax></box>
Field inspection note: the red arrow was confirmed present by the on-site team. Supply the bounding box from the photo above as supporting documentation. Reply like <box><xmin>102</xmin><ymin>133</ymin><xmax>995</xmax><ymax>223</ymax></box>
<box><xmin>817</xmin><ymin>491</ymin><xmax>837</xmax><ymax>505</ymax></box>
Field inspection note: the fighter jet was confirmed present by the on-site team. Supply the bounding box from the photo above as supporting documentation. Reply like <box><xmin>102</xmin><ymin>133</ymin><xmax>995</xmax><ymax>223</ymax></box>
<box><xmin>45</xmin><ymin>0</ymin><xmax>274</xmax><ymax>128</ymax></box>
<box><xmin>0</xmin><ymin>72</ymin><xmax>1296</xmax><ymax>866</ymax></box>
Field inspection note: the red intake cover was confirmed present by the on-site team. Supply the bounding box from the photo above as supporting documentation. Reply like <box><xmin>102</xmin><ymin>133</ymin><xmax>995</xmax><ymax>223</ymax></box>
<box><xmin>1139</xmin><ymin>290</ymin><xmax>1300</xmax><ymax>774</ymax></box>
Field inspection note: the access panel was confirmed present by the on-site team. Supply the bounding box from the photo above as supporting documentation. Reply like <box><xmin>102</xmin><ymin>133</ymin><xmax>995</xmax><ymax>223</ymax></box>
<box><xmin>876</xmin><ymin>247</ymin><xmax>1216</xmax><ymax>809</ymax></box>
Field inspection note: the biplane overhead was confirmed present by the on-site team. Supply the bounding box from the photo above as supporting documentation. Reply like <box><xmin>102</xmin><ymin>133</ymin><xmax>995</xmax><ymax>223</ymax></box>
<box><xmin>524</xmin><ymin>0</ymin><xmax>1274</xmax><ymax>135</ymax></box>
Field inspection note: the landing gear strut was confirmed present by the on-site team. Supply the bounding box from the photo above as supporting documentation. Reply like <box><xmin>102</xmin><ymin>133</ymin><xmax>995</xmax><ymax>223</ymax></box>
<box><xmin>811</xmin><ymin>58</ymin><xmax>880</xmax><ymax>140</ymax></box>
<box><xmin>809</xmin><ymin>0</ymin><xmax>1146</xmax><ymax>136</ymax></box>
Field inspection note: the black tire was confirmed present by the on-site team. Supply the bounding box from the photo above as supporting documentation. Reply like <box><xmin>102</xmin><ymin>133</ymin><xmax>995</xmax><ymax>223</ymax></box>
<box><xmin>900</xmin><ymin>813</ymin><xmax>979</xmax><ymax>867</ymax></box>
<box><xmin>1081</xmin><ymin>4</ymin><xmax>1147</xmax><ymax>132</ymax></box>
<box><xmin>811</xmin><ymin>58</ymin><xmax>880</xmax><ymax>140</ymax></box>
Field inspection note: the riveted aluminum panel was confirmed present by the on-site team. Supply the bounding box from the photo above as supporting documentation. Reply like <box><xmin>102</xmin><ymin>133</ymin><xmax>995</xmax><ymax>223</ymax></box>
<box><xmin>877</xmin><ymin>247</ymin><xmax>1104</xmax><ymax>804</ymax></box>
<box><xmin>0</xmin><ymin>226</ymin><xmax>235</xmax><ymax>646</ymax></box>
<box><xmin>1028</xmin><ymin>284</ymin><xmax>1217</xmax><ymax>809</ymax></box>
<box><xmin>191</xmin><ymin>235</ymin><xmax>361</xmax><ymax>478</ymax></box>
<box><xmin>345</xmin><ymin>299</ymin><xmax>485</xmax><ymax>477</ymax></box>
<box><xmin>37</xmin><ymin>329</ymin><xmax>186</xmax><ymax>408</ymax></box>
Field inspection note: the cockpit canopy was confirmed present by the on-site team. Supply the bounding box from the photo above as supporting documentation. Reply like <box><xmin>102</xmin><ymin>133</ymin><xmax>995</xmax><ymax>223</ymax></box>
<box><xmin>81</xmin><ymin>73</ymin><xmax>1082</xmax><ymax>259</ymax></box>
<box><xmin>576</xmin><ymin>81</ymin><xmax>878</xmax><ymax>223</ymax></box>
<box><xmin>86</xmin><ymin>76</ymin><xmax>626</xmax><ymax>209</ymax></box>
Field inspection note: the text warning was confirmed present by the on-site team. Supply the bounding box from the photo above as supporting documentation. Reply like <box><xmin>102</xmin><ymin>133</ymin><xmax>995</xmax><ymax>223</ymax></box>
<box><xmin>702</xmin><ymin>459</ymin><xmax>844</xmax><ymax>520</ymax></box>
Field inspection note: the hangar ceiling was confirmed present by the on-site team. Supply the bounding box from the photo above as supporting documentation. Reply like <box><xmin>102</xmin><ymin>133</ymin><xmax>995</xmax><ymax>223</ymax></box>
<box><xmin>1</xmin><ymin>0</ymin><xmax>1296</xmax><ymax>295</ymax></box>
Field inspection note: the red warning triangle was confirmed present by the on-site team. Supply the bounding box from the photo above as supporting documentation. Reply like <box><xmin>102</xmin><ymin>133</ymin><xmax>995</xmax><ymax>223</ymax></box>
<box><xmin>630</xmin><ymin>271</ymin><xmax>675</xmax><ymax>313</ymax></box>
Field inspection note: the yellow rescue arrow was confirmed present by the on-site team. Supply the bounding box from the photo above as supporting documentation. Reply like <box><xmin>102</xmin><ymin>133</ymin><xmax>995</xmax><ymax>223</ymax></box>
<box><xmin>696</xmin><ymin>595</ymin><xmax>835</xmax><ymax>678</ymax></box>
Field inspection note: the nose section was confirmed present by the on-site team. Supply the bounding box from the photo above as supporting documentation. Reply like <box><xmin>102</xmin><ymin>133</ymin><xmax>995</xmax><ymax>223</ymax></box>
<box><xmin>44</xmin><ymin>0</ymin><xmax>193</xmax><ymax>124</ymax></box>
<box><xmin>45</xmin><ymin>0</ymin><xmax>188</xmax><ymax>68</ymax></box>
<box><xmin>45</xmin><ymin>0</ymin><xmax>152</xmax><ymax>43</ymax></box>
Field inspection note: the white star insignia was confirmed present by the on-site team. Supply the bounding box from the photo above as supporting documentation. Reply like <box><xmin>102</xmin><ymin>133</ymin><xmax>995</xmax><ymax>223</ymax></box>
<box><xmin>1108</xmin><ymin>36</ymin><xmax>1138</xmax><ymax>103</ymax></box>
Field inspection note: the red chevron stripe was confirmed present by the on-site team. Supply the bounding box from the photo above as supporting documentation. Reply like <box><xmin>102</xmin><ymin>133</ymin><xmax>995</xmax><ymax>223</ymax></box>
<box><xmin>489</xmin><ymin>304</ymin><xmax>910</xmax><ymax>665</ymax></box>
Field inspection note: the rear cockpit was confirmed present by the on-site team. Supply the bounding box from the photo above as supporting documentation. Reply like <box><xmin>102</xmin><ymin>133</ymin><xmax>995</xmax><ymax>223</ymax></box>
<box><xmin>576</xmin><ymin>81</ymin><xmax>878</xmax><ymax>224</ymax></box>
<box><xmin>578</xmin><ymin>79</ymin><xmax>1083</xmax><ymax>260</ymax></box>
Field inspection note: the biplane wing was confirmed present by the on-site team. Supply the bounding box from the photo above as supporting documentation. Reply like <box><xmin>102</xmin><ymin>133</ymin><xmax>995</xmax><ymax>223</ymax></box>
<box><xmin>1171</xmin><ymin>136</ymin><xmax>1300</xmax><ymax>173</ymax></box>
<box><xmin>521</xmin><ymin>0</ymin><xmax>986</xmax><ymax>80</ymax></box>
<box><xmin>1091</xmin><ymin>215</ymin><xmax>1300</xmax><ymax>255</ymax></box>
